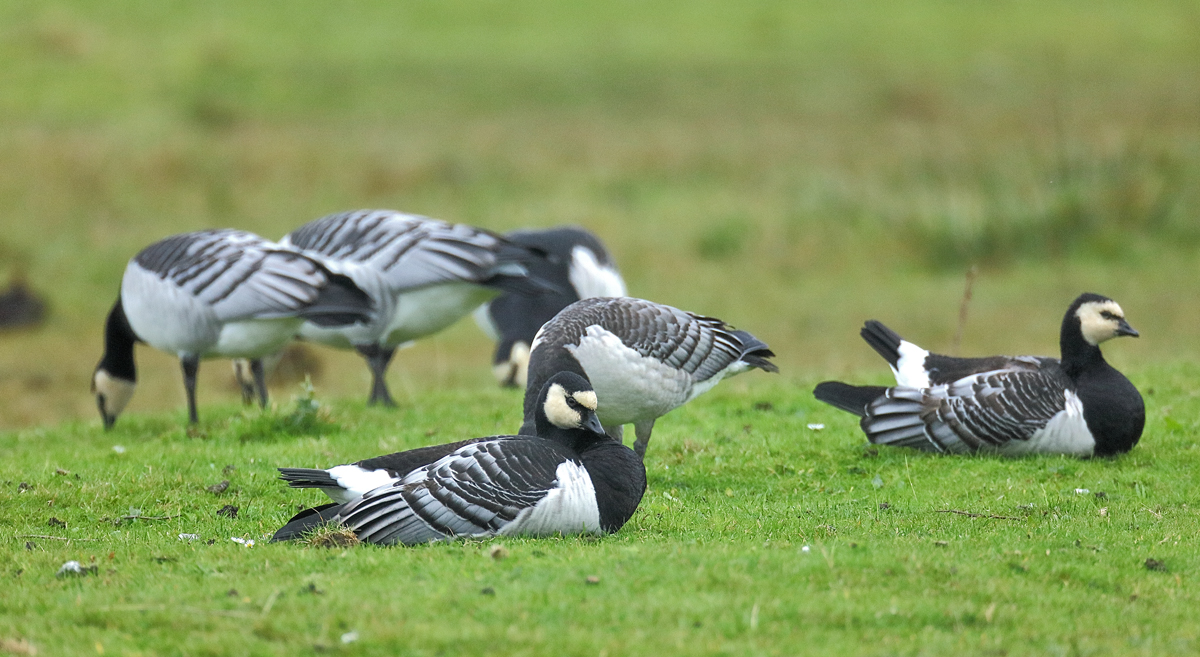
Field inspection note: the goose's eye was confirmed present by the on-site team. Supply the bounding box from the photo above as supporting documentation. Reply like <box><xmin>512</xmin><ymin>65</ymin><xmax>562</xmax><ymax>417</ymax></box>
<box><xmin>1100</xmin><ymin>311</ymin><xmax>1117</xmax><ymax>320</ymax></box>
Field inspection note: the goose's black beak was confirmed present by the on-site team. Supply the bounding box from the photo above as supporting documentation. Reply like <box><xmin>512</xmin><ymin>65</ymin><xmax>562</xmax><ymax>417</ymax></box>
<box><xmin>1116</xmin><ymin>319</ymin><xmax>1139</xmax><ymax>338</ymax></box>
<box><xmin>583</xmin><ymin>413</ymin><xmax>605</xmax><ymax>436</ymax></box>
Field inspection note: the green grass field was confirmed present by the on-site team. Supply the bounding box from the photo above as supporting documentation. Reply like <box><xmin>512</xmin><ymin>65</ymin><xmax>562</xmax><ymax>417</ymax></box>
<box><xmin>3</xmin><ymin>366</ymin><xmax>1199</xmax><ymax>656</ymax></box>
<box><xmin>2</xmin><ymin>1</ymin><xmax>1199</xmax><ymax>654</ymax></box>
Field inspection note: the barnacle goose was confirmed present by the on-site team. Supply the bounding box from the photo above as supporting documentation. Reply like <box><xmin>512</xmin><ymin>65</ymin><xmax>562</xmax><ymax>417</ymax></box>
<box><xmin>519</xmin><ymin>297</ymin><xmax>779</xmax><ymax>458</ymax></box>
<box><xmin>813</xmin><ymin>293</ymin><xmax>1144</xmax><ymax>456</ymax></box>
<box><xmin>92</xmin><ymin>230</ymin><xmax>372</xmax><ymax>428</ymax></box>
<box><xmin>271</xmin><ymin>371</ymin><xmax>647</xmax><ymax>545</ymax></box>
<box><xmin>280</xmin><ymin>209</ymin><xmax>555</xmax><ymax>407</ymax></box>
<box><xmin>473</xmin><ymin>226</ymin><xmax>626</xmax><ymax>388</ymax></box>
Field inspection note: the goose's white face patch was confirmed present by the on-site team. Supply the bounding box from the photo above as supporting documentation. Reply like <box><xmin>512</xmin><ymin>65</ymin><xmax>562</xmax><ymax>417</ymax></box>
<box><xmin>93</xmin><ymin>370</ymin><xmax>136</xmax><ymax>422</ymax></box>
<box><xmin>1077</xmin><ymin>300</ymin><xmax>1127</xmax><ymax>346</ymax></box>
<box><xmin>544</xmin><ymin>383</ymin><xmax>583</xmax><ymax>429</ymax></box>
<box><xmin>572</xmin><ymin>389</ymin><xmax>598</xmax><ymax>411</ymax></box>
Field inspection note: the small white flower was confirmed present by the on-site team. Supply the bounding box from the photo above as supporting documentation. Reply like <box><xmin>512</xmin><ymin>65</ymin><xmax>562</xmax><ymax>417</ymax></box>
<box><xmin>806</xmin><ymin>423</ymin><xmax>825</xmax><ymax>431</ymax></box>
<box><xmin>112</xmin><ymin>445</ymin><xmax>126</xmax><ymax>454</ymax></box>
<box><xmin>230</xmin><ymin>537</ymin><xmax>255</xmax><ymax>548</ymax></box>
<box><xmin>178</xmin><ymin>533</ymin><xmax>200</xmax><ymax>542</ymax></box>
<box><xmin>801</xmin><ymin>545</ymin><xmax>811</xmax><ymax>553</ymax></box>
<box><xmin>341</xmin><ymin>631</ymin><xmax>359</xmax><ymax>644</ymax></box>
<box><xmin>1074</xmin><ymin>488</ymin><xmax>1090</xmax><ymax>495</ymax></box>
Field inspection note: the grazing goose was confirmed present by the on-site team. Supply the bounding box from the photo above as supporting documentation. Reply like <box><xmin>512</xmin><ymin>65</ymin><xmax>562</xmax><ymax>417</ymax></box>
<box><xmin>92</xmin><ymin>229</ymin><xmax>372</xmax><ymax>428</ymax></box>
<box><xmin>519</xmin><ymin>297</ymin><xmax>779</xmax><ymax>458</ymax></box>
<box><xmin>473</xmin><ymin>226</ymin><xmax>626</xmax><ymax>388</ymax></box>
<box><xmin>271</xmin><ymin>371</ymin><xmax>647</xmax><ymax>545</ymax></box>
<box><xmin>813</xmin><ymin>293</ymin><xmax>1144</xmax><ymax>456</ymax></box>
<box><xmin>280</xmin><ymin>209</ymin><xmax>554</xmax><ymax>407</ymax></box>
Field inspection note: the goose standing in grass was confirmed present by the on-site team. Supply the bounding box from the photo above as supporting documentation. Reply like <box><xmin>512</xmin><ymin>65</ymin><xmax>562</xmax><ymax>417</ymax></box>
<box><xmin>271</xmin><ymin>371</ymin><xmax>646</xmax><ymax>545</ymax></box>
<box><xmin>519</xmin><ymin>297</ymin><xmax>778</xmax><ymax>458</ymax></box>
<box><xmin>813</xmin><ymin>293</ymin><xmax>1144</xmax><ymax>456</ymax></box>
<box><xmin>280</xmin><ymin>209</ymin><xmax>555</xmax><ymax>407</ymax></box>
<box><xmin>92</xmin><ymin>229</ymin><xmax>373</xmax><ymax>428</ymax></box>
<box><xmin>474</xmin><ymin>226</ymin><xmax>626</xmax><ymax>388</ymax></box>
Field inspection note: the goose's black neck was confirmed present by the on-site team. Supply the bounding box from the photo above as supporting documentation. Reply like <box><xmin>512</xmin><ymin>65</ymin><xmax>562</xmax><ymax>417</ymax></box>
<box><xmin>97</xmin><ymin>298</ymin><xmax>139</xmax><ymax>382</ymax></box>
<box><xmin>1058</xmin><ymin>294</ymin><xmax>1145</xmax><ymax>455</ymax></box>
<box><xmin>534</xmin><ymin>411</ymin><xmax>606</xmax><ymax>454</ymax></box>
<box><xmin>521</xmin><ymin>352</ymin><xmax>587</xmax><ymax>434</ymax></box>
<box><xmin>1059</xmin><ymin>305</ymin><xmax>1105</xmax><ymax>379</ymax></box>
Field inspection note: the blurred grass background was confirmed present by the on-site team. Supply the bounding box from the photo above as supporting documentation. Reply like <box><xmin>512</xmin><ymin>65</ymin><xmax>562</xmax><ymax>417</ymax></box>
<box><xmin>1</xmin><ymin>0</ymin><xmax>1198</xmax><ymax>428</ymax></box>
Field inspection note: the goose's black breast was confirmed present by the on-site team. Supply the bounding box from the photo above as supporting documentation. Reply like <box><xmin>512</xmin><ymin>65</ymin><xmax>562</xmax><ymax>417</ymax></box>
<box><xmin>1076</xmin><ymin>363</ymin><xmax>1144</xmax><ymax>456</ymax></box>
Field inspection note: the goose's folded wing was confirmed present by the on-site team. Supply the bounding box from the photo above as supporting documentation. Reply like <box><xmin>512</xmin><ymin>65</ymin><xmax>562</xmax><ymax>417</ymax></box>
<box><xmin>864</xmin><ymin>367</ymin><xmax>1072</xmax><ymax>453</ymax></box>
<box><xmin>336</xmin><ymin>439</ymin><xmax>568</xmax><ymax>545</ymax></box>
<box><xmin>286</xmin><ymin>210</ymin><xmax>522</xmax><ymax>291</ymax></box>
<box><xmin>134</xmin><ymin>230</ymin><xmax>336</xmax><ymax>321</ymax></box>
<box><xmin>923</xmin><ymin>353</ymin><xmax>1052</xmax><ymax>386</ymax></box>
<box><xmin>354</xmin><ymin>437</ymin><xmax>496</xmax><ymax>475</ymax></box>
<box><xmin>538</xmin><ymin>297</ymin><xmax>775</xmax><ymax>381</ymax></box>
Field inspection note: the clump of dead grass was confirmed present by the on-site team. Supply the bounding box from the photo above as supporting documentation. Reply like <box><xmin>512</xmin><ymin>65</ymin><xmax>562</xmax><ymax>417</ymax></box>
<box><xmin>303</xmin><ymin>524</ymin><xmax>360</xmax><ymax>549</ymax></box>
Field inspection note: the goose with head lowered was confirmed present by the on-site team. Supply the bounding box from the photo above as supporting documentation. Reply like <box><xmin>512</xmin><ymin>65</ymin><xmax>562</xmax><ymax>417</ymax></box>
<box><xmin>813</xmin><ymin>293</ymin><xmax>1144</xmax><ymax>456</ymax></box>
<box><xmin>92</xmin><ymin>229</ymin><xmax>373</xmax><ymax>428</ymax></box>
<box><xmin>519</xmin><ymin>297</ymin><xmax>779</xmax><ymax>458</ymax></box>
<box><xmin>473</xmin><ymin>226</ymin><xmax>626</xmax><ymax>388</ymax></box>
<box><xmin>279</xmin><ymin>209</ymin><xmax>557</xmax><ymax>407</ymax></box>
<box><xmin>271</xmin><ymin>371</ymin><xmax>647</xmax><ymax>545</ymax></box>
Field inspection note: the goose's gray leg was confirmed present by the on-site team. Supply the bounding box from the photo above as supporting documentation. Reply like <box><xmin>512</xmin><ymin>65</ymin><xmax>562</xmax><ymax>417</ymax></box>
<box><xmin>181</xmin><ymin>355</ymin><xmax>200</xmax><ymax>424</ymax></box>
<box><xmin>250</xmin><ymin>358</ymin><xmax>268</xmax><ymax>409</ymax></box>
<box><xmin>233</xmin><ymin>359</ymin><xmax>256</xmax><ymax>406</ymax></box>
<box><xmin>356</xmin><ymin>344</ymin><xmax>397</xmax><ymax>407</ymax></box>
<box><xmin>633</xmin><ymin>419</ymin><xmax>656</xmax><ymax>459</ymax></box>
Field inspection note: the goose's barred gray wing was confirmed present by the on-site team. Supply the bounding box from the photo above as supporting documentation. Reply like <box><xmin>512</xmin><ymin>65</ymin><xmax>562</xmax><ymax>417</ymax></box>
<box><xmin>335</xmin><ymin>439</ymin><xmax>571</xmax><ymax>545</ymax></box>
<box><xmin>535</xmin><ymin>297</ymin><xmax>778</xmax><ymax>380</ymax></box>
<box><xmin>864</xmin><ymin>366</ymin><xmax>1075</xmax><ymax>453</ymax></box>
<box><xmin>284</xmin><ymin>210</ymin><xmax>531</xmax><ymax>291</ymax></box>
<box><xmin>134</xmin><ymin>229</ymin><xmax>356</xmax><ymax>323</ymax></box>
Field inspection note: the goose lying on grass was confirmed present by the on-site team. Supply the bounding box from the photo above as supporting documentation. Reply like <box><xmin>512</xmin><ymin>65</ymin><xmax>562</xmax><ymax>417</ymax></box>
<box><xmin>272</xmin><ymin>371</ymin><xmax>647</xmax><ymax>545</ymax></box>
<box><xmin>814</xmin><ymin>293</ymin><xmax>1144</xmax><ymax>456</ymax></box>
